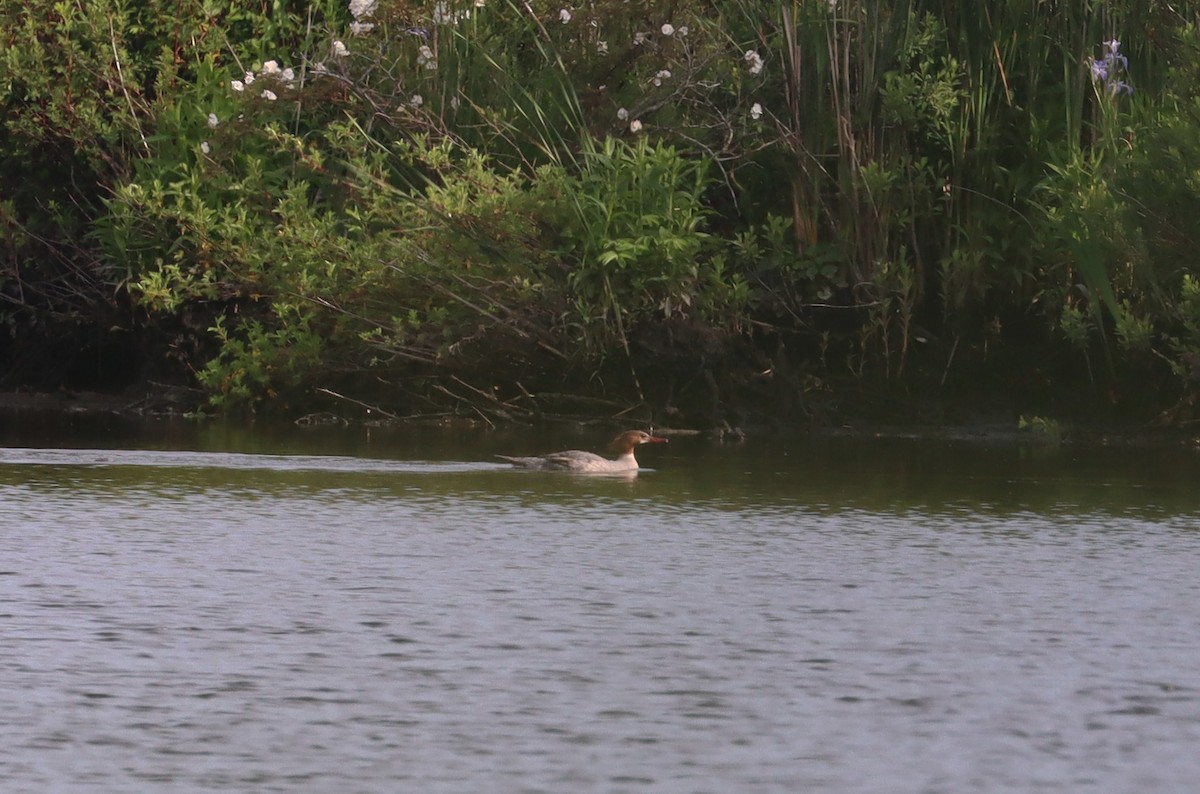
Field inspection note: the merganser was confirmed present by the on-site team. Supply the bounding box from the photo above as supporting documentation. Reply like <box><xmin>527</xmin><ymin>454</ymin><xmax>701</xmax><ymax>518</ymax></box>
<box><xmin>497</xmin><ymin>430</ymin><xmax>668</xmax><ymax>473</ymax></box>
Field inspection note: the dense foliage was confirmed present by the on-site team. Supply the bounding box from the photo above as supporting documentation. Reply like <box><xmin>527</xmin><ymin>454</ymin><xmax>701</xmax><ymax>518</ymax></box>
<box><xmin>5</xmin><ymin>0</ymin><xmax>1200</xmax><ymax>425</ymax></box>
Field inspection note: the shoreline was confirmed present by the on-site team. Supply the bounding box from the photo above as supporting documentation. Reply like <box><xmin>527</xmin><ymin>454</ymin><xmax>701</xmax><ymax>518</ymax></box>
<box><xmin>2</xmin><ymin>388</ymin><xmax>1197</xmax><ymax>449</ymax></box>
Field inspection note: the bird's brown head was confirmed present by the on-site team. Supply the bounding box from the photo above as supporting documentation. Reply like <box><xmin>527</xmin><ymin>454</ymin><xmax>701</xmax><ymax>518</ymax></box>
<box><xmin>609</xmin><ymin>430</ymin><xmax>669</xmax><ymax>453</ymax></box>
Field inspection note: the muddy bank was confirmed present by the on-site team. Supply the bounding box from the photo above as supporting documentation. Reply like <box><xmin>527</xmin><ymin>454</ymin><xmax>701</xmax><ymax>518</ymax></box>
<box><xmin>3</xmin><ymin>384</ymin><xmax>1197</xmax><ymax>451</ymax></box>
<box><xmin>0</xmin><ymin>386</ymin><xmax>200</xmax><ymax>417</ymax></box>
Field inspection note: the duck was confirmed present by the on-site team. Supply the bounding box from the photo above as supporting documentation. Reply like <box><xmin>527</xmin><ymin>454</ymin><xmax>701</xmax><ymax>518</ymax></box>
<box><xmin>497</xmin><ymin>430</ymin><xmax>668</xmax><ymax>473</ymax></box>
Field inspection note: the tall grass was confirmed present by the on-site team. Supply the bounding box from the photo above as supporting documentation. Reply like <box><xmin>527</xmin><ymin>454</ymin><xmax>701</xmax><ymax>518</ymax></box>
<box><xmin>10</xmin><ymin>0</ymin><xmax>1200</xmax><ymax>417</ymax></box>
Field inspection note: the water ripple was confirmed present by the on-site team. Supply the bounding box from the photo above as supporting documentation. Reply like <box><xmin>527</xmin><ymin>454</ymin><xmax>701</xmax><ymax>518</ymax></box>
<box><xmin>2</xmin><ymin>440</ymin><xmax>1200</xmax><ymax>791</ymax></box>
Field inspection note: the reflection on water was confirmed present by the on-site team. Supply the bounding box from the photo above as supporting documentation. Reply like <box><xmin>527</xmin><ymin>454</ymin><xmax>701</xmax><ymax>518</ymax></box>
<box><xmin>2</xmin><ymin>417</ymin><xmax>1200</xmax><ymax>792</ymax></box>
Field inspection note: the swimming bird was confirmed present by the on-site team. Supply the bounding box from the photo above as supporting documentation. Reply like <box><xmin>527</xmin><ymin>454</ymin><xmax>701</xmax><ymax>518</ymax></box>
<box><xmin>497</xmin><ymin>430</ymin><xmax>668</xmax><ymax>473</ymax></box>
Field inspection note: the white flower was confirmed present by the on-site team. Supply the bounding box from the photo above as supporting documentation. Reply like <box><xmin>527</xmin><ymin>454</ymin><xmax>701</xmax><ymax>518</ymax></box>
<box><xmin>750</xmin><ymin>102</ymin><xmax>763</xmax><ymax>119</ymax></box>
<box><xmin>661</xmin><ymin>23</ymin><xmax>675</xmax><ymax>36</ymax></box>
<box><xmin>653</xmin><ymin>69</ymin><xmax>671</xmax><ymax>86</ymax></box>
<box><xmin>261</xmin><ymin>89</ymin><xmax>278</xmax><ymax>101</ymax></box>
<box><xmin>332</xmin><ymin>40</ymin><xmax>349</xmax><ymax>57</ymax></box>
<box><xmin>261</xmin><ymin>60</ymin><xmax>281</xmax><ymax>75</ymax></box>
<box><xmin>349</xmin><ymin>0</ymin><xmax>376</xmax><ymax>19</ymax></box>
<box><xmin>410</xmin><ymin>94</ymin><xmax>423</xmax><ymax>107</ymax></box>
<box><xmin>200</xmin><ymin>141</ymin><xmax>210</xmax><ymax>154</ymax></box>
<box><xmin>475</xmin><ymin>0</ymin><xmax>487</xmax><ymax>6</ymax></box>
<box><xmin>418</xmin><ymin>45</ymin><xmax>438</xmax><ymax>70</ymax></box>
<box><xmin>629</xmin><ymin>119</ymin><xmax>643</xmax><ymax>133</ymax></box>
<box><xmin>350</xmin><ymin>21</ymin><xmax>375</xmax><ymax>35</ymax></box>
<box><xmin>231</xmin><ymin>79</ymin><xmax>245</xmax><ymax>92</ymax></box>
<box><xmin>281</xmin><ymin>67</ymin><xmax>295</xmax><ymax>83</ymax></box>
<box><xmin>434</xmin><ymin>2</ymin><xmax>472</xmax><ymax>24</ymax></box>
<box><xmin>596</xmin><ymin>40</ymin><xmax>608</xmax><ymax>55</ymax></box>
<box><xmin>617</xmin><ymin>107</ymin><xmax>629</xmax><ymax>121</ymax></box>
<box><xmin>678</xmin><ymin>25</ymin><xmax>688</xmax><ymax>36</ymax></box>
<box><xmin>634</xmin><ymin>31</ymin><xmax>647</xmax><ymax>45</ymax></box>
<box><xmin>244</xmin><ymin>71</ymin><xmax>256</xmax><ymax>85</ymax></box>
<box><xmin>207</xmin><ymin>112</ymin><xmax>219</xmax><ymax>128</ymax></box>
<box><xmin>744</xmin><ymin>50</ymin><xmax>764</xmax><ymax>75</ymax></box>
<box><xmin>559</xmin><ymin>8</ymin><xmax>571</xmax><ymax>23</ymax></box>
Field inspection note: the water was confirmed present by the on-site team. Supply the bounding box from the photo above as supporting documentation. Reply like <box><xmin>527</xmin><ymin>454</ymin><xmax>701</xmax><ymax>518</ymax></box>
<box><xmin>2</xmin><ymin>415</ymin><xmax>1199</xmax><ymax>792</ymax></box>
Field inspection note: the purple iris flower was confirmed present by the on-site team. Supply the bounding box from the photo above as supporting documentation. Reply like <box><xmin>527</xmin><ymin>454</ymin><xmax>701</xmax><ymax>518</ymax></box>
<box><xmin>1091</xmin><ymin>38</ymin><xmax>1133</xmax><ymax>96</ymax></box>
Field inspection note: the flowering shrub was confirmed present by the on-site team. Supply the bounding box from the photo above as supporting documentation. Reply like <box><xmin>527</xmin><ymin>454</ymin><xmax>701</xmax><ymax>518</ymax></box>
<box><xmin>10</xmin><ymin>0</ymin><xmax>1200</xmax><ymax>420</ymax></box>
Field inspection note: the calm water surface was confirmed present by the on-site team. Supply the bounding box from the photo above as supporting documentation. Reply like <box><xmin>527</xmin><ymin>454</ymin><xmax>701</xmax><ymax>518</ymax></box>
<box><xmin>2</xmin><ymin>415</ymin><xmax>1199</xmax><ymax>792</ymax></box>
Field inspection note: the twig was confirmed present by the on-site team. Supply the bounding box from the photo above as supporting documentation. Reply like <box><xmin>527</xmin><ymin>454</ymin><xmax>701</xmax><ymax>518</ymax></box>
<box><xmin>108</xmin><ymin>15</ymin><xmax>150</xmax><ymax>156</ymax></box>
<box><xmin>293</xmin><ymin>7</ymin><xmax>312</xmax><ymax>136</ymax></box>
<box><xmin>430</xmin><ymin>383</ymin><xmax>499</xmax><ymax>428</ymax></box>
<box><xmin>450</xmin><ymin>375</ymin><xmax>523</xmax><ymax>412</ymax></box>
<box><xmin>316</xmin><ymin>387</ymin><xmax>401</xmax><ymax>419</ymax></box>
<box><xmin>939</xmin><ymin>334</ymin><xmax>959</xmax><ymax>390</ymax></box>
<box><xmin>611</xmin><ymin>402</ymin><xmax>647</xmax><ymax>419</ymax></box>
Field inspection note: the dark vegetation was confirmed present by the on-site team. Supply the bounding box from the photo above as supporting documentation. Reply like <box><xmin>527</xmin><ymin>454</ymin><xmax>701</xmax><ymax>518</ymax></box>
<box><xmin>5</xmin><ymin>0</ymin><xmax>1200</xmax><ymax>429</ymax></box>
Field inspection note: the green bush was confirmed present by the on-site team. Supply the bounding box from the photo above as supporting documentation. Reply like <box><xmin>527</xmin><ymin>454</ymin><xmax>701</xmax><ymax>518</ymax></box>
<box><xmin>11</xmin><ymin>0</ymin><xmax>1200</xmax><ymax>422</ymax></box>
